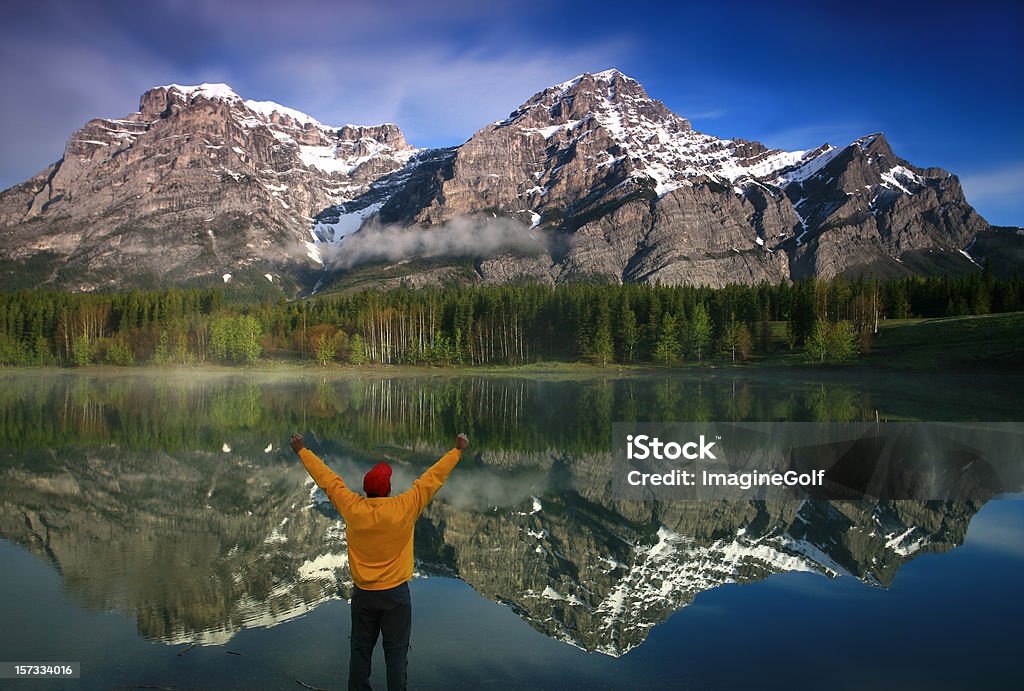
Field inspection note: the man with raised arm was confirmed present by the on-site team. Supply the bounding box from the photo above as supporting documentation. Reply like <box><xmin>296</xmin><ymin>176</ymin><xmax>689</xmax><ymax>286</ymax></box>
<box><xmin>290</xmin><ymin>432</ymin><xmax>469</xmax><ymax>691</ymax></box>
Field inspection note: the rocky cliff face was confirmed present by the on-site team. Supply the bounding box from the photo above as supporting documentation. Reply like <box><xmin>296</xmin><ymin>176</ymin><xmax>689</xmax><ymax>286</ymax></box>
<box><xmin>362</xmin><ymin>69</ymin><xmax>989</xmax><ymax>288</ymax></box>
<box><xmin>0</xmin><ymin>84</ymin><xmax>416</xmax><ymax>291</ymax></box>
<box><xmin>0</xmin><ymin>72</ymin><xmax>996</xmax><ymax>292</ymax></box>
<box><xmin>780</xmin><ymin>133</ymin><xmax>990</xmax><ymax>279</ymax></box>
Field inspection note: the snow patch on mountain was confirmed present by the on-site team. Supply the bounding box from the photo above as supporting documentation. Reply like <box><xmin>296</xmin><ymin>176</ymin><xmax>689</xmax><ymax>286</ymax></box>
<box><xmin>880</xmin><ymin>165</ymin><xmax>923</xmax><ymax>194</ymax></box>
<box><xmin>312</xmin><ymin>202</ymin><xmax>384</xmax><ymax>244</ymax></box>
<box><xmin>298</xmin><ymin>142</ymin><xmax>417</xmax><ymax>176</ymax></box>
<box><xmin>549</xmin><ymin>68</ymin><xmax>633</xmax><ymax>98</ymax></box>
<box><xmin>771</xmin><ymin>145</ymin><xmax>843</xmax><ymax>187</ymax></box>
<box><xmin>298</xmin><ymin>551</ymin><xmax>348</xmax><ymax>580</ymax></box>
<box><xmin>556</xmin><ymin>522</ymin><xmax>866</xmax><ymax>657</ymax></box>
<box><xmin>161</xmin><ymin>83</ymin><xmax>243</xmax><ymax>102</ymax></box>
<box><xmin>245</xmin><ymin>99</ymin><xmax>331</xmax><ymax>129</ymax></box>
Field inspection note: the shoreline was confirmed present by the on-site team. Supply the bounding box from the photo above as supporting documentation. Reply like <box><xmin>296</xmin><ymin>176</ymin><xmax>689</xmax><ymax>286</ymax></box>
<box><xmin>2</xmin><ymin>359</ymin><xmax>1020</xmax><ymax>380</ymax></box>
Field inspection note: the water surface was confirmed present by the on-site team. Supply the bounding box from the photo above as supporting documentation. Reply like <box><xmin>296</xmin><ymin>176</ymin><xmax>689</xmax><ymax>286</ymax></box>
<box><xmin>0</xmin><ymin>368</ymin><xmax>1021</xmax><ymax>689</ymax></box>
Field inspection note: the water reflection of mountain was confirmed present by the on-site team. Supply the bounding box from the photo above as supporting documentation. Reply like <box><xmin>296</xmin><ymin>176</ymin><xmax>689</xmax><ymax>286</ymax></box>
<box><xmin>423</xmin><ymin>450</ymin><xmax>987</xmax><ymax>655</ymax></box>
<box><xmin>0</xmin><ymin>441</ymin><xmax>986</xmax><ymax>655</ymax></box>
<box><xmin>1</xmin><ymin>372</ymin><xmax>1018</xmax><ymax>653</ymax></box>
<box><xmin>0</xmin><ymin>445</ymin><xmax>340</xmax><ymax>645</ymax></box>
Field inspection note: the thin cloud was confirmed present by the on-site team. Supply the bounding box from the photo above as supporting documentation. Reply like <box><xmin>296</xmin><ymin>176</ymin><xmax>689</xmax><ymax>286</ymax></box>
<box><xmin>0</xmin><ymin>4</ymin><xmax>175</xmax><ymax>189</ymax></box>
<box><xmin>685</xmin><ymin>108</ymin><xmax>728</xmax><ymax>121</ymax></box>
<box><xmin>0</xmin><ymin>0</ymin><xmax>627</xmax><ymax>189</ymax></box>
<box><xmin>154</xmin><ymin>0</ymin><xmax>515</xmax><ymax>39</ymax></box>
<box><xmin>251</xmin><ymin>44</ymin><xmax>630</xmax><ymax>148</ymax></box>
<box><xmin>959</xmin><ymin>163</ymin><xmax>1024</xmax><ymax>203</ymax></box>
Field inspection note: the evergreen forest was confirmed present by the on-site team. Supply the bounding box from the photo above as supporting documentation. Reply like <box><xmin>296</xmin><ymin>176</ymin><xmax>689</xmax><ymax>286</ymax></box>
<box><xmin>0</xmin><ymin>267</ymin><xmax>1019</xmax><ymax>368</ymax></box>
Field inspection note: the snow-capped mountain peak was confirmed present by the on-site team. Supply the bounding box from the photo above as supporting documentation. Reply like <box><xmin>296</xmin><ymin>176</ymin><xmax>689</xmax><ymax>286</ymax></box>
<box><xmin>548</xmin><ymin>68</ymin><xmax>647</xmax><ymax>101</ymax></box>
<box><xmin>159</xmin><ymin>82</ymin><xmax>244</xmax><ymax>103</ymax></box>
<box><xmin>244</xmin><ymin>99</ymin><xmax>331</xmax><ymax>129</ymax></box>
<box><xmin>144</xmin><ymin>82</ymin><xmax>420</xmax><ymax>184</ymax></box>
<box><xmin>496</xmin><ymin>69</ymin><xmax>810</xmax><ymax>198</ymax></box>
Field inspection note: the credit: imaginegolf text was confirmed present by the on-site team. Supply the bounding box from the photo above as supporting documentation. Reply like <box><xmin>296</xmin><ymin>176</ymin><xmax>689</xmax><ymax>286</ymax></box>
<box><xmin>623</xmin><ymin>433</ymin><xmax>824</xmax><ymax>491</ymax></box>
<box><xmin>611</xmin><ymin>422</ymin><xmax>1021</xmax><ymax>502</ymax></box>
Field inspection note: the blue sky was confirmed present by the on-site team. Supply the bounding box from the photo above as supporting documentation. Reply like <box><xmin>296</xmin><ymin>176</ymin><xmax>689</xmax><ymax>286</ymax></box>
<box><xmin>2</xmin><ymin>0</ymin><xmax>1022</xmax><ymax>225</ymax></box>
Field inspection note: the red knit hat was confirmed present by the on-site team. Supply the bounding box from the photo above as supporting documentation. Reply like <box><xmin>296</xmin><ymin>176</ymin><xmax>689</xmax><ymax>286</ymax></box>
<box><xmin>363</xmin><ymin>463</ymin><xmax>392</xmax><ymax>497</ymax></box>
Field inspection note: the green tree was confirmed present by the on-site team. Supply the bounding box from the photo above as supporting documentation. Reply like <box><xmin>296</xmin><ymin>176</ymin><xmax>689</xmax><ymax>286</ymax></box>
<box><xmin>688</xmin><ymin>303</ymin><xmax>712</xmax><ymax>361</ymax></box>
<box><xmin>32</xmin><ymin>335</ymin><xmax>53</xmax><ymax>366</ymax></box>
<box><xmin>757</xmin><ymin>309</ymin><xmax>772</xmax><ymax>354</ymax></box>
<box><xmin>589</xmin><ymin>297</ymin><xmax>614</xmax><ymax>365</ymax></box>
<box><xmin>890</xmin><ymin>282</ymin><xmax>911</xmax><ymax>319</ymax></box>
<box><xmin>153</xmin><ymin>330</ymin><xmax>172</xmax><ymax>365</ymax></box>
<box><xmin>789</xmin><ymin>278</ymin><xmax>818</xmax><ymax>345</ymax></box>
<box><xmin>827</xmin><ymin>320</ymin><xmax>858</xmax><ymax>362</ymax></box>
<box><xmin>804</xmin><ymin>320</ymin><xmax>858</xmax><ymax>363</ymax></box>
<box><xmin>653</xmin><ymin>313</ymin><xmax>682</xmax><ymax>364</ymax></box>
<box><xmin>314</xmin><ymin>334</ymin><xmax>336</xmax><ymax>367</ymax></box>
<box><xmin>617</xmin><ymin>293</ymin><xmax>639</xmax><ymax>363</ymax></box>
<box><xmin>0</xmin><ymin>334</ymin><xmax>28</xmax><ymax>365</ymax></box>
<box><xmin>210</xmin><ymin>315</ymin><xmax>262</xmax><ymax>364</ymax></box>
<box><xmin>210</xmin><ymin>318</ymin><xmax>230</xmax><ymax>361</ymax></box>
<box><xmin>236</xmin><ymin>315</ymin><xmax>262</xmax><ymax>364</ymax></box>
<box><xmin>348</xmin><ymin>333</ymin><xmax>368</xmax><ymax>365</ymax></box>
<box><xmin>804</xmin><ymin>320</ymin><xmax>829</xmax><ymax>363</ymax></box>
<box><xmin>719</xmin><ymin>320</ymin><xmax>753</xmax><ymax>362</ymax></box>
<box><xmin>72</xmin><ymin>337</ymin><xmax>93</xmax><ymax>367</ymax></box>
<box><xmin>105</xmin><ymin>339</ymin><xmax>136</xmax><ymax>366</ymax></box>
<box><xmin>174</xmin><ymin>332</ymin><xmax>193</xmax><ymax>364</ymax></box>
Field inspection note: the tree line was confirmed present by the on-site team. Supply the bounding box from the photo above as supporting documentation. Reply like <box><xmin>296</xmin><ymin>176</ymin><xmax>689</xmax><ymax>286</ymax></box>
<box><xmin>0</xmin><ymin>267</ymin><xmax>1020</xmax><ymax>368</ymax></box>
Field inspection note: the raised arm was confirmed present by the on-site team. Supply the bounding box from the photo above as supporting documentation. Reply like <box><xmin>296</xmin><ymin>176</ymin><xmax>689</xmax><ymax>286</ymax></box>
<box><xmin>407</xmin><ymin>433</ymin><xmax>469</xmax><ymax>514</ymax></box>
<box><xmin>291</xmin><ymin>433</ymin><xmax>361</xmax><ymax>515</ymax></box>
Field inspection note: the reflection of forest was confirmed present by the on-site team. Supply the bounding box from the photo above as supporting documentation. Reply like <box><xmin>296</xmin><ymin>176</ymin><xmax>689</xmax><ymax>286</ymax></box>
<box><xmin>2</xmin><ymin>370</ymin><xmax>1018</xmax><ymax>455</ymax></box>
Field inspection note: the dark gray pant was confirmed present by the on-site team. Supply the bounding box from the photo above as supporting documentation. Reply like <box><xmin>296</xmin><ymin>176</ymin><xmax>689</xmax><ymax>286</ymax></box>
<box><xmin>349</xmin><ymin>582</ymin><xmax>411</xmax><ymax>691</ymax></box>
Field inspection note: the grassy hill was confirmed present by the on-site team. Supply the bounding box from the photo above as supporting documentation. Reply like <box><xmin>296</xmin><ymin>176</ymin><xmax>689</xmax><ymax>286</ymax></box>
<box><xmin>864</xmin><ymin>312</ymin><xmax>1024</xmax><ymax>370</ymax></box>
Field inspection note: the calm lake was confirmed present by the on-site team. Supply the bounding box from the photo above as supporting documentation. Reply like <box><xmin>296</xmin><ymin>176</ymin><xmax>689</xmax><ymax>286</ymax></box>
<box><xmin>1</xmin><ymin>368</ymin><xmax>1022</xmax><ymax>690</ymax></box>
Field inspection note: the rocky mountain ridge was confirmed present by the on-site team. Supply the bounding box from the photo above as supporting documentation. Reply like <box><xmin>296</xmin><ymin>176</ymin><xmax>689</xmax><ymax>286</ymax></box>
<box><xmin>0</xmin><ymin>83</ymin><xmax>417</xmax><ymax>290</ymax></box>
<box><xmin>0</xmin><ymin>71</ymin><xmax>999</xmax><ymax>292</ymax></box>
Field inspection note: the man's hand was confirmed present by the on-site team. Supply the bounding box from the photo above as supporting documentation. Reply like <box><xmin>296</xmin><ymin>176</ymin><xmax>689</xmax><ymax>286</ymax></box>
<box><xmin>290</xmin><ymin>433</ymin><xmax>304</xmax><ymax>454</ymax></box>
<box><xmin>455</xmin><ymin>432</ymin><xmax>469</xmax><ymax>451</ymax></box>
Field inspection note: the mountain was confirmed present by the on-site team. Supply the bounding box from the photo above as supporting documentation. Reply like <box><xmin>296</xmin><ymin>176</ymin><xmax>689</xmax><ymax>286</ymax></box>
<box><xmin>0</xmin><ymin>83</ymin><xmax>417</xmax><ymax>291</ymax></box>
<box><xmin>0</xmin><ymin>71</ymin><xmax>1008</xmax><ymax>293</ymax></box>
<box><xmin>364</xmin><ymin>69</ymin><xmax>992</xmax><ymax>287</ymax></box>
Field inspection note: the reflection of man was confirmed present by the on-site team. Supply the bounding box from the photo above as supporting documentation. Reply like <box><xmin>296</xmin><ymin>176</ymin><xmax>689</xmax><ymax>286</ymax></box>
<box><xmin>290</xmin><ymin>432</ymin><xmax>469</xmax><ymax>691</ymax></box>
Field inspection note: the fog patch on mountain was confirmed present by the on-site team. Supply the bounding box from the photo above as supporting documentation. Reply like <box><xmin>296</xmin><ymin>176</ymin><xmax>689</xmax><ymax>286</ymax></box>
<box><xmin>321</xmin><ymin>216</ymin><xmax>553</xmax><ymax>270</ymax></box>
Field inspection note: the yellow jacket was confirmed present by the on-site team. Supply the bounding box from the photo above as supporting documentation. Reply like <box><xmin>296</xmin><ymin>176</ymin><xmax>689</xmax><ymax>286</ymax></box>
<box><xmin>298</xmin><ymin>447</ymin><xmax>462</xmax><ymax>590</ymax></box>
